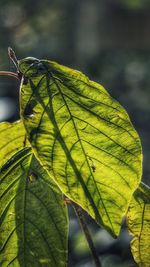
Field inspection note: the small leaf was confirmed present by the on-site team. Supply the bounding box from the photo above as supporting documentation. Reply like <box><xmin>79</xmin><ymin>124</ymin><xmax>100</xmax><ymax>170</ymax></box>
<box><xmin>19</xmin><ymin>58</ymin><xmax>142</xmax><ymax>237</ymax></box>
<box><xmin>0</xmin><ymin>121</ymin><xmax>29</xmax><ymax>168</ymax></box>
<box><xmin>127</xmin><ymin>182</ymin><xmax>150</xmax><ymax>267</ymax></box>
<box><xmin>0</xmin><ymin>147</ymin><xmax>68</xmax><ymax>267</ymax></box>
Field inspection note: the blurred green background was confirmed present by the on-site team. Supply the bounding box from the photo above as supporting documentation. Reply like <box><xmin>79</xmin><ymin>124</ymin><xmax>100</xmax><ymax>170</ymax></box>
<box><xmin>0</xmin><ymin>0</ymin><xmax>150</xmax><ymax>266</ymax></box>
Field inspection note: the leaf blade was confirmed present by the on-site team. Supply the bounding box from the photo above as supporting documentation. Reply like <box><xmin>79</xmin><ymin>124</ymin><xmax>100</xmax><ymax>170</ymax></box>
<box><xmin>0</xmin><ymin>148</ymin><xmax>68</xmax><ymax>267</ymax></box>
<box><xmin>0</xmin><ymin>121</ymin><xmax>29</xmax><ymax>168</ymax></box>
<box><xmin>127</xmin><ymin>183</ymin><xmax>150</xmax><ymax>267</ymax></box>
<box><xmin>19</xmin><ymin>58</ymin><xmax>142</xmax><ymax>237</ymax></box>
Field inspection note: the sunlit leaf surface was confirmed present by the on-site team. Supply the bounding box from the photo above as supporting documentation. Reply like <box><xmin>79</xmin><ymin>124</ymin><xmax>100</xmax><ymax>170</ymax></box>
<box><xmin>127</xmin><ymin>183</ymin><xmax>150</xmax><ymax>267</ymax></box>
<box><xmin>19</xmin><ymin>58</ymin><xmax>142</xmax><ymax>237</ymax></box>
<box><xmin>0</xmin><ymin>147</ymin><xmax>68</xmax><ymax>267</ymax></box>
<box><xmin>0</xmin><ymin>121</ymin><xmax>29</xmax><ymax>168</ymax></box>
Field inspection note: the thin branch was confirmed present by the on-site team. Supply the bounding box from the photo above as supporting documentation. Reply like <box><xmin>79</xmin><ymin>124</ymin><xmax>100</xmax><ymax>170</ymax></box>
<box><xmin>72</xmin><ymin>202</ymin><xmax>102</xmax><ymax>267</ymax></box>
<box><xmin>0</xmin><ymin>71</ymin><xmax>20</xmax><ymax>81</ymax></box>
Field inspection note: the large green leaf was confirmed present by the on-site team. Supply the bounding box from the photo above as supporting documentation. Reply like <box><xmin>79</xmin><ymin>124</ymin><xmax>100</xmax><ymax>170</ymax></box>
<box><xmin>19</xmin><ymin>58</ymin><xmax>142</xmax><ymax>237</ymax></box>
<box><xmin>127</xmin><ymin>182</ymin><xmax>150</xmax><ymax>267</ymax></box>
<box><xmin>0</xmin><ymin>147</ymin><xmax>68</xmax><ymax>267</ymax></box>
<box><xmin>0</xmin><ymin>121</ymin><xmax>29</xmax><ymax>168</ymax></box>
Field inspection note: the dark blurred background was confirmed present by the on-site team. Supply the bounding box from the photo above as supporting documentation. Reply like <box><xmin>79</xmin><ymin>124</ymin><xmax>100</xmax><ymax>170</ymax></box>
<box><xmin>0</xmin><ymin>0</ymin><xmax>150</xmax><ymax>266</ymax></box>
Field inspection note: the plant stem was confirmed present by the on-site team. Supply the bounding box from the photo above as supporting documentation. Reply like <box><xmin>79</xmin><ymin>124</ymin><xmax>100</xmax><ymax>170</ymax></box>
<box><xmin>73</xmin><ymin>203</ymin><xmax>102</xmax><ymax>267</ymax></box>
<box><xmin>0</xmin><ymin>71</ymin><xmax>20</xmax><ymax>81</ymax></box>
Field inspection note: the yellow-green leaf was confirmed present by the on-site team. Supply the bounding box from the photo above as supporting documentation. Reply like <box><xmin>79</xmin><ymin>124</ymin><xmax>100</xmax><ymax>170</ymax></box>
<box><xmin>0</xmin><ymin>121</ymin><xmax>29</xmax><ymax>168</ymax></box>
<box><xmin>19</xmin><ymin>58</ymin><xmax>142</xmax><ymax>237</ymax></box>
<box><xmin>0</xmin><ymin>147</ymin><xmax>68</xmax><ymax>267</ymax></box>
<box><xmin>127</xmin><ymin>183</ymin><xmax>150</xmax><ymax>267</ymax></box>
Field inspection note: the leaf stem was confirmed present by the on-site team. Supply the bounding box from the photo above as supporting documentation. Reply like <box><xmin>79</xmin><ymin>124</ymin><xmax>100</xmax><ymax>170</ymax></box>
<box><xmin>0</xmin><ymin>71</ymin><xmax>20</xmax><ymax>81</ymax></box>
<box><xmin>73</xmin><ymin>203</ymin><xmax>102</xmax><ymax>267</ymax></box>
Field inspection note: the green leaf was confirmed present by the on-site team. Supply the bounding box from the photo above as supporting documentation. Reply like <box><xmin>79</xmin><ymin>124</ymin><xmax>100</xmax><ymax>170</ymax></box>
<box><xmin>0</xmin><ymin>147</ymin><xmax>68</xmax><ymax>267</ymax></box>
<box><xmin>0</xmin><ymin>121</ymin><xmax>29</xmax><ymax>168</ymax></box>
<box><xmin>127</xmin><ymin>182</ymin><xmax>150</xmax><ymax>267</ymax></box>
<box><xmin>19</xmin><ymin>58</ymin><xmax>142</xmax><ymax>237</ymax></box>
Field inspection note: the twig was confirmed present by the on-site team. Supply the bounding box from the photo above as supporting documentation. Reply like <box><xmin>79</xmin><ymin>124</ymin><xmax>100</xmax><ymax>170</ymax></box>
<box><xmin>0</xmin><ymin>48</ymin><xmax>21</xmax><ymax>81</ymax></box>
<box><xmin>0</xmin><ymin>71</ymin><xmax>20</xmax><ymax>81</ymax></box>
<box><xmin>72</xmin><ymin>203</ymin><xmax>102</xmax><ymax>267</ymax></box>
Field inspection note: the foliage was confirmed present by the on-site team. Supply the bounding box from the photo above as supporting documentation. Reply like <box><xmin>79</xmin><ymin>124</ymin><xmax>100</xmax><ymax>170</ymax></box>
<box><xmin>127</xmin><ymin>182</ymin><xmax>150</xmax><ymax>267</ymax></box>
<box><xmin>119</xmin><ymin>0</ymin><xmax>150</xmax><ymax>10</ymax></box>
<box><xmin>0</xmin><ymin>56</ymin><xmax>149</xmax><ymax>267</ymax></box>
<box><xmin>0</xmin><ymin>122</ymin><xmax>68</xmax><ymax>267</ymax></box>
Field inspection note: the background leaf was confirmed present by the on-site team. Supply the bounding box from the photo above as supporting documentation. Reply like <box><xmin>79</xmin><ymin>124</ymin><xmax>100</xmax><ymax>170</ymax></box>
<box><xmin>0</xmin><ymin>147</ymin><xmax>68</xmax><ymax>267</ymax></box>
<box><xmin>127</xmin><ymin>182</ymin><xmax>150</xmax><ymax>267</ymax></box>
<box><xmin>19</xmin><ymin>58</ymin><xmax>142</xmax><ymax>237</ymax></box>
<box><xmin>0</xmin><ymin>121</ymin><xmax>29</xmax><ymax>168</ymax></box>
